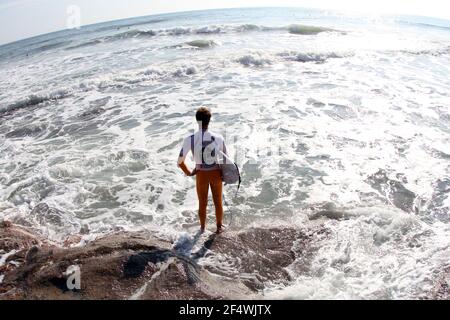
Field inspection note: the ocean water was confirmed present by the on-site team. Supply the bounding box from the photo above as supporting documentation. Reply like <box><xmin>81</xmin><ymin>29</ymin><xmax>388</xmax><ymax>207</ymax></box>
<box><xmin>0</xmin><ymin>7</ymin><xmax>449</xmax><ymax>299</ymax></box>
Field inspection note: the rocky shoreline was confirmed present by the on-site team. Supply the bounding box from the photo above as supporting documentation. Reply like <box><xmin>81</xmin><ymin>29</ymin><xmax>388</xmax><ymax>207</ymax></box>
<box><xmin>1</xmin><ymin>220</ymin><xmax>448</xmax><ymax>300</ymax></box>
<box><xmin>0</xmin><ymin>220</ymin><xmax>327</xmax><ymax>300</ymax></box>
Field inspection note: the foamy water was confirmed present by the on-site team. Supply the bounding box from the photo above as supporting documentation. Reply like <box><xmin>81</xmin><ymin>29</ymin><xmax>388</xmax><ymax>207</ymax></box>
<box><xmin>0</xmin><ymin>7</ymin><xmax>449</xmax><ymax>299</ymax></box>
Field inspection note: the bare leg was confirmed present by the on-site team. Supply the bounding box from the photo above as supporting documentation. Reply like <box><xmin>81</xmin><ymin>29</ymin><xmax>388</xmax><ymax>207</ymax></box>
<box><xmin>210</xmin><ymin>170</ymin><xmax>224</xmax><ymax>233</ymax></box>
<box><xmin>196</xmin><ymin>171</ymin><xmax>209</xmax><ymax>232</ymax></box>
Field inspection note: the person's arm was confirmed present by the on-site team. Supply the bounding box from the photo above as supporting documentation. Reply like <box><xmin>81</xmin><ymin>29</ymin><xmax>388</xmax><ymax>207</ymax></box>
<box><xmin>177</xmin><ymin>137</ymin><xmax>196</xmax><ymax>176</ymax></box>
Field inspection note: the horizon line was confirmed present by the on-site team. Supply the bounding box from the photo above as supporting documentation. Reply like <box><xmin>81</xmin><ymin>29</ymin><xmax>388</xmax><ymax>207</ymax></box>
<box><xmin>1</xmin><ymin>5</ymin><xmax>450</xmax><ymax>47</ymax></box>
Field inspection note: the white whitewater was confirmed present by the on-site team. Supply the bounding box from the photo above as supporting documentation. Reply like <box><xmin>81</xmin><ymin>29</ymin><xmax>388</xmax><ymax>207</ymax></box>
<box><xmin>0</xmin><ymin>8</ymin><xmax>449</xmax><ymax>299</ymax></box>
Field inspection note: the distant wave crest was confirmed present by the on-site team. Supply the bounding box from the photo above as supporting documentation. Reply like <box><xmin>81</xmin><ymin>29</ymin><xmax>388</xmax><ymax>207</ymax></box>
<box><xmin>278</xmin><ymin>51</ymin><xmax>352</xmax><ymax>63</ymax></box>
<box><xmin>64</xmin><ymin>23</ymin><xmax>338</xmax><ymax>51</ymax></box>
<box><xmin>287</xmin><ymin>24</ymin><xmax>335</xmax><ymax>35</ymax></box>
<box><xmin>237</xmin><ymin>54</ymin><xmax>272</xmax><ymax>66</ymax></box>
<box><xmin>399</xmin><ymin>46</ymin><xmax>450</xmax><ymax>57</ymax></box>
<box><xmin>185</xmin><ymin>39</ymin><xmax>217</xmax><ymax>48</ymax></box>
<box><xmin>1</xmin><ymin>90</ymin><xmax>70</xmax><ymax>115</ymax></box>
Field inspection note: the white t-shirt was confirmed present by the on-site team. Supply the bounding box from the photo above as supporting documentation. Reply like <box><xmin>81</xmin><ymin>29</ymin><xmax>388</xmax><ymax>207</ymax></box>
<box><xmin>178</xmin><ymin>129</ymin><xmax>227</xmax><ymax>171</ymax></box>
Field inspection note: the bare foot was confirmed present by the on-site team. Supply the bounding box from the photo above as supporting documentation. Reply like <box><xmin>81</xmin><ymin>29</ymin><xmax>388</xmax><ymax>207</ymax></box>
<box><xmin>216</xmin><ymin>225</ymin><xmax>226</xmax><ymax>234</ymax></box>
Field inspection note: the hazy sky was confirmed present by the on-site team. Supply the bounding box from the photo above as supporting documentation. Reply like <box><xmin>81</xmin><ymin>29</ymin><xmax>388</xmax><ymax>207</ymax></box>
<box><xmin>1</xmin><ymin>0</ymin><xmax>450</xmax><ymax>45</ymax></box>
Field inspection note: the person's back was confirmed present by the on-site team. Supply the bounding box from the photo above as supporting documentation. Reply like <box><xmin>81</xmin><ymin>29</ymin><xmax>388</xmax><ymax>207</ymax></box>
<box><xmin>177</xmin><ymin>107</ymin><xmax>227</xmax><ymax>234</ymax></box>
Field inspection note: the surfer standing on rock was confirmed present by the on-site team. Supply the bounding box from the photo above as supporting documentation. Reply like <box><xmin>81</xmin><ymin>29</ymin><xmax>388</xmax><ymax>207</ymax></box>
<box><xmin>177</xmin><ymin>107</ymin><xmax>227</xmax><ymax>234</ymax></box>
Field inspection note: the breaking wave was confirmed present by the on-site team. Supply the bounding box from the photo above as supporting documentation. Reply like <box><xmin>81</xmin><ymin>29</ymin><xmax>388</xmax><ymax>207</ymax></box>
<box><xmin>158</xmin><ymin>24</ymin><xmax>280</xmax><ymax>36</ymax></box>
<box><xmin>278</xmin><ymin>51</ymin><xmax>352</xmax><ymax>63</ymax></box>
<box><xmin>237</xmin><ymin>54</ymin><xmax>272</xmax><ymax>66</ymax></box>
<box><xmin>65</xmin><ymin>39</ymin><xmax>103</xmax><ymax>50</ymax></box>
<box><xmin>110</xmin><ymin>29</ymin><xmax>157</xmax><ymax>39</ymax></box>
<box><xmin>287</xmin><ymin>24</ymin><xmax>335</xmax><ymax>35</ymax></box>
<box><xmin>1</xmin><ymin>90</ymin><xmax>70</xmax><ymax>115</ymax></box>
<box><xmin>398</xmin><ymin>46</ymin><xmax>450</xmax><ymax>57</ymax></box>
<box><xmin>60</xmin><ymin>23</ymin><xmax>337</xmax><ymax>51</ymax></box>
<box><xmin>185</xmin><ymin>39</ymin><xmax>217</xmax><ymax>48</ymax></box>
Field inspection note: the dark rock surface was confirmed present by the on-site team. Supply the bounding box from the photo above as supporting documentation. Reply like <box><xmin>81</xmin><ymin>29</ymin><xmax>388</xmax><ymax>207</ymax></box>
<box><xmin>1</xmin><ymin>221</ymin><xmax>448</xmax><ymax>300</ymax></box>
<box><xmin>0</xmin><ymin>221</ymin><xmax>325</xmax><ymax>300</ymax></box>
<box><xmin>426</xmin><ymin>266</ymin><xmax>450</xmax><ymax>300</ymax></box>
<box><xmin>366</xmin><ymin>169</ymin><xmax>417</xmax><ymax>213</ymax></box>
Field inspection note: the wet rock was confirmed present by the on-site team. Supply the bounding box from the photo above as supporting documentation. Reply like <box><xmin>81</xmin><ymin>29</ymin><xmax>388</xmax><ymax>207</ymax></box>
<box><xmin>63</xmin><ymin>235</ymin><xmax>82</xmax><ymax>247</ymax></box>
<box><xmin>25</xmin><ymin>246</ymin><xmax>40</xmax><ymax>265</ymax></box>
<box><xmin>0</xmin><ymin>221</ymin><xmax>12</xmax><ymax>229</ymax></box>
<box><xmin>0</xmin><ymin>223</ymin><xmax>42</xmax><ymax>252</ymax></box>
<box><xmin>426</xmin><ymin>179</ymin><xmax>450</xmax><ymax>222</ymax></box>
<box><xmin>195</xmin><ymin>227</ymin><xmax>322</xmax><ymax>291</ymax></box>
<box><xmin>426</xmin><ymin>266</ymin><xmax>450</xmax><ymax>300</ymax></box>
<box><xmin>0</xmin><ymin>230</ymin><xmax>172</xmax><ymax>299</ymax></box>
<box><xmin>0</xmin><ymin>224</ymin><xmax>48</xmax><ymax>284</ymax></box>
<box><xmin>366</xmin><ymin>169</ymin><xmax>417</xmax><ymax>212</ymax></box>
<box><xmin>308</xmin><ymin>202</ymin><xmax>347</xmax><ymax>220</ymax></box>
<box><xmin>0</xmin><ymin>224</ymin><xmax>324</xmax><ymax>300</ymax></box>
